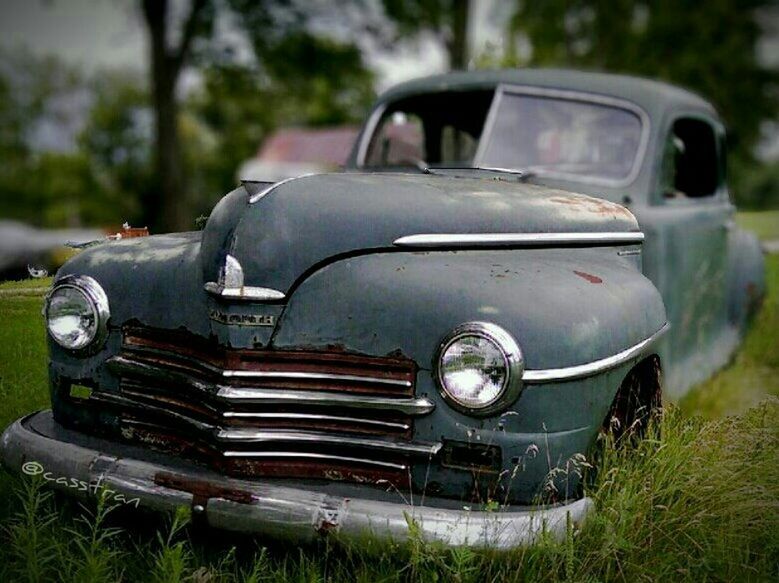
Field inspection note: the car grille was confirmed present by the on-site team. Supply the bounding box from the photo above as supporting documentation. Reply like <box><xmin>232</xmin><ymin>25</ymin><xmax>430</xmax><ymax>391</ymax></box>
<box><xmin>96</xmin><ymin>327</ymin><xmax>438</xmax><ymax>486</ymax></box>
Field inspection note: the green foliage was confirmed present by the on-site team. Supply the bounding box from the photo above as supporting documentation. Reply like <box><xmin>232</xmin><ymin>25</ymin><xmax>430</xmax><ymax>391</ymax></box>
<box><xmin>186</xmin><ymin>34</ymin><xmax>375</xmax><ymax>208</ymax></box>
<box><xmin>79</xmin><ymin>69</ymin><xmax>152</xmax><ymax>225</ymax></box>
<box><xmin>493</xmin><ymin>0</ymin><xmax>779</xmax><ymax>209</ymax></box>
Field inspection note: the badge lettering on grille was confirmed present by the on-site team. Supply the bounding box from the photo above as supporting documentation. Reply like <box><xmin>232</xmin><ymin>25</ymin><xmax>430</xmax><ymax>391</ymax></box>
<box><xmin>209</xmin><ymin>309</ymin><xmax>276</xmax><ymax>327</ymax></box>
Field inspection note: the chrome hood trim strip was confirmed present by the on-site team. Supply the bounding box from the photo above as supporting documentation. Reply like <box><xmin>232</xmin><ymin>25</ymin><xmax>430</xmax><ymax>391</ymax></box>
<box><xmin>248</xmin><ymin>173</ymin><xmax>316</xmax><ymax>204</ymax></box>
<box><xmin>394</xmin><ymin>231</ymin><xmax>644</xmax><ymax>248</ymax></box>
<box><xmin>522</xmin><ymin>323</ymin><xmax>669</xmax><ymax>384</ymax></box>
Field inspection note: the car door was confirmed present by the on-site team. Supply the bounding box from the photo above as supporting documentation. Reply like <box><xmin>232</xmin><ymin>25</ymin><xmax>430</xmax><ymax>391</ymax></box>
<box><xmin>637</xmin><ymin>114</ymin><xmax>734</xmax><ymax>396</ymax></box>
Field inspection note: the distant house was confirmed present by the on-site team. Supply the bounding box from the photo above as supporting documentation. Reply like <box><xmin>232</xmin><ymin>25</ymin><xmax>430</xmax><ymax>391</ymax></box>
<box><xmin>238</xmin><ymin>126</ymin><xmax>360</xmax><ymax>182</ymax></box>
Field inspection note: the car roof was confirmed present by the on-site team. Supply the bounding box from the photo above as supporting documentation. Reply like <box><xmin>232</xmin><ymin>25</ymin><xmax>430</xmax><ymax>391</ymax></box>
<box><xmin>375</xmin><ymin>68</ymin><xmax>717</xmax><ymax>121</ymax></box>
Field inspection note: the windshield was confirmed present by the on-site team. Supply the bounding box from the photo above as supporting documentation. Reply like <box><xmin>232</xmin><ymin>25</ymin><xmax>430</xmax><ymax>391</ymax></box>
<box><xmin>478</xmin><ymin>92</ymin><xmax>643</xmax><ymax>182</ymax></box>
<box><xmin>362</xmin><ymin>88</ymin><xmax>644</xmax><ymax>184</ymax></box>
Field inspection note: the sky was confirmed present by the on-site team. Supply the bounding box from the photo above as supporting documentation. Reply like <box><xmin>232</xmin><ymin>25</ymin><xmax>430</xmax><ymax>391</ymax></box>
<box><xmin>0</xmin><ymin>0</ymin><xmax>776</xmax><ymax>155</ymax></box>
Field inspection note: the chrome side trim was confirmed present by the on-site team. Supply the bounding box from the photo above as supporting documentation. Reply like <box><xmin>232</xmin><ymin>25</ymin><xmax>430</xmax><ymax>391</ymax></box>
<box><xmin>394</xmin><ymin>231</ymin><xmax>645</xmax><ymax>248</ymax></box>
<box><xmin>248</xmin><ymin>173</ymin><xmax>315</xmax><ymax>204</ymax></box>
<box><xmin>522</xmin><ymin>323</ymin><xmax>669</xmax><ymax>384</ymax></box>
<box><xmin>222</xmin><ymin>412</ymin><xmax>411</xmax><ymax>431</ymax></box>
<box><xmin>217</xmin><ymin>387</ymin><xmax>435</xmax><ymax>416</ymax></box>
<box><xmin>203</xmin><ymin>282</ymin><xmax>286</xmax><ymax>301</ymax></box>
<box><xmin>220</xmin><ymin>450</ymin><xmax>409</xmax><ymax>470</ymax></box>
<box><xmin>215</xmin><ymin>429</ymin><xmax>442</xmax><ymax>456</ymax></box>
<box><xmin>222</xmin><ymin>370</ymin><xmax>411</xmax><ymax>387</ymax></box>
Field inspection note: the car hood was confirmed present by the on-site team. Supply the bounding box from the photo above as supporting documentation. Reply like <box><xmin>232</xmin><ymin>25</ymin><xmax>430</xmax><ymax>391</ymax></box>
<box><xmin>201</xmin><ymin>172</ymin><xmax>639</xmax><ymax>295</ymax></box>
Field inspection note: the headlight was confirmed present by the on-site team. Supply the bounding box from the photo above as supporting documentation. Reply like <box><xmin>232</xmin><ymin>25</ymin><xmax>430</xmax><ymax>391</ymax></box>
<box><xmin>45</xmin><ymin>275</ymin><xmax>110</xmax><ymax>351</ymax></box>
<box><xmin>436</xmin><ymin>322</ymin><xmax>524</xmax><ymax>416</ymax></box>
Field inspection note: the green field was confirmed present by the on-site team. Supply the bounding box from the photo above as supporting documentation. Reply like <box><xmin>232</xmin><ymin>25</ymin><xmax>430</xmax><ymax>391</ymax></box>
<box><xmin>736</xmin><ymin>210</ymin><xmax>779</xmax><ymax>242</ymax></box>
<box><xmin>0</xmin><ymin>247</ymin><xmax>777</xmax><ymax>581</ymax></box>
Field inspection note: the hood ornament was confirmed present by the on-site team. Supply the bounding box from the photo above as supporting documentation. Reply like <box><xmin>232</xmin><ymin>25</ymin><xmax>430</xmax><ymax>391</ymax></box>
<box><xmin>204</xmin><ymin>254</ymin><xmax>285</xmax><ymax>301</ymax></box>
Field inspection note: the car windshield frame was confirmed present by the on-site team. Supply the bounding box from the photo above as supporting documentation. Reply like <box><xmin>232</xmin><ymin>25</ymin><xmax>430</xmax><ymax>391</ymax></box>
<box><xmin>473</xmin><ymin>84</ymin><xmax>651</xmax><ymax>188</ymax></box>
<box><xmin>356</xmin><ymin>84</ymin><xmax>651</xmax><ymax>189</ymax></box>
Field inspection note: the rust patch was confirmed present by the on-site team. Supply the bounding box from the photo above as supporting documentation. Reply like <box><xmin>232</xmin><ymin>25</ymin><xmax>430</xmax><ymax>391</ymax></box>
<box><xmin>154</xmin><ymin>471</ymin><xmax>255</xmax><ymax>508</ymax></box>
<box><xmin>549</xmin><ymin>195</ymin><xmax>635</xmax><ymax>219</ymax></box>
<box><xmin>573</xmin><ymin>270</ymin><xmax>603</xmax><ymax>284</ymax></box>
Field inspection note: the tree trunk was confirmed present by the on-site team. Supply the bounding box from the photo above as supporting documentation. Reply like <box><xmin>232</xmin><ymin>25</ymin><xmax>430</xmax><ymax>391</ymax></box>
<box><xmin>448</xmin><ymin>0</ymin><xmax>470</xmax><ymax>70</ymax></box>
<box><xmin>142</xmin><ymin>0</ymin><xmax>192</xmax><ymax>233</ymax></box>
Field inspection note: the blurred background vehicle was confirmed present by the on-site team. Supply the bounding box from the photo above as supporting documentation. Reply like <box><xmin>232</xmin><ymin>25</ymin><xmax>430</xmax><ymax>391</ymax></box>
<box><xmin>237</xmin><ymin>126</ymin><xmax>359</xmax><ymax>182</ymax></box>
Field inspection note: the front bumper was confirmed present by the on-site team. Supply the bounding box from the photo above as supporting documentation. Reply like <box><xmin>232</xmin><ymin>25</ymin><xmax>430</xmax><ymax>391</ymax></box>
<box><xmin>1</xmin><ymin>411</ymin><xmax>593</xmax><ymax>549</ymax></box>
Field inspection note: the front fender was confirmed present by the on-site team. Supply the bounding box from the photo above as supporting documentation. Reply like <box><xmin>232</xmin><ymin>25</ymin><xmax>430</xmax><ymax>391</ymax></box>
<box><xmin>273</xmin><ymin>247</ymin><xmax>667</xmax><ymax>376</ymax></box>
<box><xmin>273</xmin><ymin>247</ymin><xmax>667</xmax><ymax>502</ymax></box>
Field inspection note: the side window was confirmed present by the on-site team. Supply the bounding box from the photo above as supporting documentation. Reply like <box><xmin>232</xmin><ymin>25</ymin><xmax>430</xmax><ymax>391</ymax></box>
<box><xmin>661</xmin><ymin>118</ymin><xmax>720</xmax><ymax>199</ymax></box>
<box><xmin>365</xmin><ymin>111</ymin><xmax>425</xmax><ymax>167</ymax></box>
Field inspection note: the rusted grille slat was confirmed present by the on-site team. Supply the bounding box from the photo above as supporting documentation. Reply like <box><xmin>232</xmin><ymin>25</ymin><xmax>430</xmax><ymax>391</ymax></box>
<box><xmin>97</xmin><ymin>326</ymin><xmax>431</xmax><ymax>486</ymax></box>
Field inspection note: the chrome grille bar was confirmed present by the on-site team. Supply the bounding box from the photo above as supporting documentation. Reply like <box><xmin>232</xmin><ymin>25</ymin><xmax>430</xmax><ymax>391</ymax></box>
<box><xmin>222</xmin><ymin>370</ymin><xmax>412</xmax><ymax>387</ymax></box>
<box><xmin>221</xmin><ymin>451</ymin><xmax>408</xmax><ymax>471</ymax></box>
<box><xmin>215</xmin><ymin>429</ymin><xmax>441</xmax><ymax>456</ymax></box>
<box><xmin>222</xmin><ymin>412</ymin><xmax>410</xmax><ymax>431</ymax></box>
<box><xmin>217</xmin><ymin>386</ymin><xmax>434</xmax><ymax>415</ymax></box>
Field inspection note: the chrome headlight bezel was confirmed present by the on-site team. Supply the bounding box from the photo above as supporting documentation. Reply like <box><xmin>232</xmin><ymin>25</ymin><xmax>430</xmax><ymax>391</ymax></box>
<box><xmin>44</xmin><ymin>275</ymin><xmax>110</xmax><ymax>352</ymax></box>
<box><xmin>435</xmin><ymin>322</ymin><xmax>524</xmax><ymax>416</ymax></box>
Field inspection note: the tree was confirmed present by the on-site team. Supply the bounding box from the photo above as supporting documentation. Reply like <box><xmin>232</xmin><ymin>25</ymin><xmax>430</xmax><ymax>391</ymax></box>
<box><xmin>188</xmin><ymin>33</ymin><xmax>375</xmax><ymax>207</ymax></box>
<box><xmin>141</xmin><ymin>0</ymin><xmax>214</xmax><ymax>232</ymax></box>
<box><xmin>503</xmin><ymin>0</ymin><xmax>778</xmax><ymax>206</ymax></box>
<box><xmin>381</xmin><ymin>0</ymin><xmax>472</xmax><ymax>69</ymax></box>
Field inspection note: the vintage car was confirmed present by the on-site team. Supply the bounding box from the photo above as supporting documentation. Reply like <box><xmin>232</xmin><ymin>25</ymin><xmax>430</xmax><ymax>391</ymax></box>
<box><xmin>1</xmin><ymin>70</ymin><xmax>765</xmax><ymax>548</ymax></box>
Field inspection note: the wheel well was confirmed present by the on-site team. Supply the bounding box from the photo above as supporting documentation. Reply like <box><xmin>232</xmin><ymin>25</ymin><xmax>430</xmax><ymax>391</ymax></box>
<box><xmin>603</xmin><ymin>355</ymin><xmax>663</xmax><ymax>439</ymax></box>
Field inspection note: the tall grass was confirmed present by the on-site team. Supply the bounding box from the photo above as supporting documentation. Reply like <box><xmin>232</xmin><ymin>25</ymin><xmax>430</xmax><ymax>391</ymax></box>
<box><xmin>2</xmin><ymin>401</ymin><xmax>776</xmax><ymax>582</ymax></box>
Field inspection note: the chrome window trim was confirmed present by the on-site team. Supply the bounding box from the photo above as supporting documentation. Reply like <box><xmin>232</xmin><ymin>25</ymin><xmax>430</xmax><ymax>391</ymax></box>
<box><xmin>45</xmin><ymin>274</ymin><xmax>111</xmax><ymax>352</ymax></box>
<box><xmin>215</xmin><ymin>429</ymin><xmax>442</xmax><ymax>456</ymax></box>
<box><xmin>473</xmin><ymin>84</ymin><xmax>651</xmax><ymax>188</ymax></box>
<box><xmin>394</xmin><ymin>231</ymin><xmax>645</xmax><ymax>248</ymax></box>
<box><xmin>355</xmin><ymin>103</ymin><xmax>387</xmax><ymax>166</ymax></box>
<box><xmin>522</xmin><ymin>323</ymin><xmax>669</xmax><ymax>384</ymax></box>
<box><xmin>436</xmin><ymin>322</ymin><xmax>524</xmax><ymax>417</ymax></box>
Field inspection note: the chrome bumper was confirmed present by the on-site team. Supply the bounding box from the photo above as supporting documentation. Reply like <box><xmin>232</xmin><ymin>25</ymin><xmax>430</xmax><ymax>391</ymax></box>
<box><xmin>0</xmin><ymin>411</ymin><xmax>593</xmax><ymax>549</ymax></box>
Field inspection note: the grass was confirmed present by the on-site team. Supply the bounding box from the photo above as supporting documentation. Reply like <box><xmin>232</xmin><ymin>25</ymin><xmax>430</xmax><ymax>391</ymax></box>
<box><xmin>680</xmin><ymin>254</ymin><xmax>779</xmax><ymax>417</ymax></box>
<box><xmin>0</xmin><ymin>226</ymin><xmax>778</xmax><ymax>581</ymax></box>
<box><xmin>736</xmin><ymin>210</ymin><xmax>779</xmax><ymax>241</ymax></box>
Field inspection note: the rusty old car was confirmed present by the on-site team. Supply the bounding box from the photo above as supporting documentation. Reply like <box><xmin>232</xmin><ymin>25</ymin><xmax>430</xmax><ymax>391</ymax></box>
<box><xmin>1</xmin><ymin>69</ymin><xmax>765</xmax><ymax>548</ymax></box>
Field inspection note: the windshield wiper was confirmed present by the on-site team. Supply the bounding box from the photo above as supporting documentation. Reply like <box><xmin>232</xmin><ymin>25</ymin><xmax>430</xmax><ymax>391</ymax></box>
<box><xmin>420</xmin><ymin>165</ymin><xmax>536</xmax><ymax>181</ymax></box>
